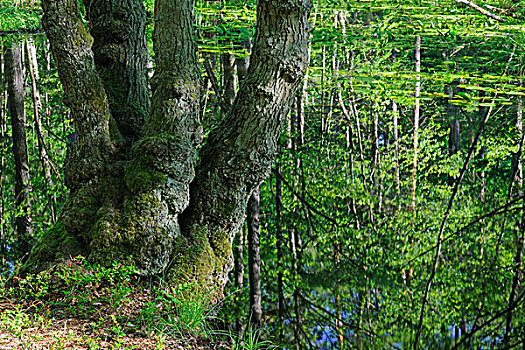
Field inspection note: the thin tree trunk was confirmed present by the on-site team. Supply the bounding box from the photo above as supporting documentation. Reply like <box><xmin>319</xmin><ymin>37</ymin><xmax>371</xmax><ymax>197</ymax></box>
<box><xmin>290</xmin><ymin>89</ymin><xmax>306</xmax><ymax>350</ymax></box>
<box><xmin>338</xmin><ymin>90</ymin><xmax>360</xmax><ymax>229</ymax></box>
<box><xmin>447</xmin><ymin>84</ymin><xmax>460</xmax><ymax>157</ymax></box>
<box><xmin>221</xmin><ymin>44</ymin><xmax>237</xmax><ymax>109</ymax></box>
<box><xmin>503</xmin><ymin>75</ymin><xmax>524</xmax><ymax>346</ymax></box>
<box><xmin>411</xmin><ymin>35</ymin><xmax>421</xmax><ymax>212</ymax></box>
<box><xmin>335</xmin><ymin>243</ymin><xmax>344</xmax><ymax>348</ymax></box>
<box><xmin>275</xmin><ymin>163</ymin><xmax>285</xmax><ymax>341</ymax></box>
<box><xmin>6</xmin><ymin>40</ymin><xmax>33</xmax><ymax>260</ymax></box>
<box><xmin>247</xmin><ymin>186</ymin><xmax>262</xmax><ymax>328</ymax></box>
<box><xmin>26</xmin><ymin>38</ymin><xmax>57</xmax><ymax>224</ymax></box>
<box><xmin>479</xmin><ymin>90</ymin><xmax>486</xmax><ymax>202</ymax></box>
<box><xmin>321</xmin><ymin>43</ymin><xmax>326</xmax><ymax>144</ymax></box>
<box><xmin>234</xmin><ymin>228</ymin><xmax>244</xmax><ymax>292</ymax></box>
<box><xmin>351</xmin><ymin>97</ymin><xmax>366</xmax><ymax>182</ymax></box>
<box><xmin>0</xmin><ymin>42</ymin><xmax>7</xmax><ymax>271</ymax></box>
<box><xmin>392</xmin><ymin>99</ymin><xmax>401</xmax><ymax>210</ymax></box>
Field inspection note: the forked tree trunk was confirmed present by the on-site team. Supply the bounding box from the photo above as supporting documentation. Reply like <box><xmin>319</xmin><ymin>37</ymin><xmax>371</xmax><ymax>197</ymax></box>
<box><xmin>28</xmin><ymin>0</ymin><xmax>312</xmax><ymax>298</ymax></box>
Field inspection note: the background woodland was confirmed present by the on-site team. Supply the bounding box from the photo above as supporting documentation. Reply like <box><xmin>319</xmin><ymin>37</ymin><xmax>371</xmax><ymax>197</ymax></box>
<box><xmin>1</xmin><ymin>0</ymin><xmax>525</xmax><ymax>348</ymax></box>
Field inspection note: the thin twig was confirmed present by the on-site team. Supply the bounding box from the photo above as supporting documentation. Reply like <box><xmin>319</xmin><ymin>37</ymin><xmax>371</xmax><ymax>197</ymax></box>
<box><xmin>203</xmin><ymin>57</ymin><xmax>231</xmax><ymax>112</ymax></box>
<box><xmin>413</xmin><ymin>100</ymin><xmax>495</xmax><ymax>349</ymax></box>
<box><xmin>451</xmin><ymin>289</ymin><xmax>525</xmax><ymax>349</ymax></box>
<box><xmin>456</xmin><ymin>0</ymin><xmax>506</xmax><ymax>22</ymax></box>
<box><xmin>403</xmin><ymin>198</ymin><xmax>524</xmax><ymax>267</ymax></box>
<box><xmin>272</xmin><ymin>169</ymin><xmax>338</xmax><ymax>226</ymax></box>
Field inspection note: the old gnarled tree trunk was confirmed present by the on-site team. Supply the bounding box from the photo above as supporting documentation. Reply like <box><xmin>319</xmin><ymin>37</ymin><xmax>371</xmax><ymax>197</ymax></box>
<box><xmin>27</xmin><ymin>0</ymin><xmax>311</xmax><ymax>296</ymax></box>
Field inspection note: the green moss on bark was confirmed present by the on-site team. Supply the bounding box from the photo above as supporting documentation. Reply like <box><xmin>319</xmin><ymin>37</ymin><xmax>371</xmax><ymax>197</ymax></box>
<box><xmin>24</xmin><ymin>221</ymin><xmax>85</xmax><ymax>274</ymax></box>
<box><xmin>125</xmin><ymin>162</ymin><xmax>167</xmax><ymax>193</ymax></box>
<box><xmin>167</xmin><ymin>227</ymin><xmax>232</xmax><ymax>299</ymax></box>
<box><xmin>169</xmin><ymin>236</ymin><xmax>215</xmax><ymax>286</ymax></box>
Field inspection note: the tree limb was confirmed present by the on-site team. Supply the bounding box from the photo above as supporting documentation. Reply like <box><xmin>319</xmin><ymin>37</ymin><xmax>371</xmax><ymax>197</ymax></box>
<box><xmin>85</xmin><ymin>0</ymin><xmax>150</xmax><ymax>145</ymax></box>
<box><xmin>42</xmin><ymin>0</ymin><xmax>114</xmax><ymax>188</ymax></box>
<box><xmin>456</xmin><ymin>0</ymin><xmax>506</xmax><ymax>22</ymax></box>
<box><xmin>180</xmin><ymin>0</ymin><xmax>312</xmax><ymax>291</ymax></box>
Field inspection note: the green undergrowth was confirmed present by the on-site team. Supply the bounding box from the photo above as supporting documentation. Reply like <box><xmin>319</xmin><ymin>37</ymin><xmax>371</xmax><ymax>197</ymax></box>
<box><xmin>0</xmin><ymin>257</ymin><xmax>225</xmax><ymax>349</ymax></box>
<box><xmin>0</xmin><ymin>257</ymin><xmax>276</xmax><ymax>349</ymax></box>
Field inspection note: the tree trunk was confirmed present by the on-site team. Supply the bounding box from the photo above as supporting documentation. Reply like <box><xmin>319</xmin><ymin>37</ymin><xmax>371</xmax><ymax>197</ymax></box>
<box><xmin>0</xmin><ymin>42</ymin><xmax>7</xmax><ymax>271</ymax></box>
<box><xmin>503</xmin><ymin>75</ymin><xmax>524</xmax><ymax>346</ymax></box>
<box><xmin>411</xmin><ymin>35</ymin><xmax>421</xmax><ymax>212</ymax></box>
<box><xmin>234</xmin><ymin>228</ymin><xmax>244</xmax><ymax>291</ymax></box>
<box><xmin>247</xmin><ymin>186</ymin><xmax>262</xmax><ymax>328</ymax></box>
<box><xmin>26</xmin><ymin>38</ymin><xmax>57</xmax><ymax>224</ymax></box>
<box><xmin>221</xmin><ymin>45</ymin><xmax>237</xmax><ymax>109</ymax></box>
<box><xmin>222</xmin><ymin>41</ymin><xmax>244</xmax><ymax>290</ymax></box>
<box><xmin>447</xmin><ymin>84</ymin><xmax>459</xmax><ymax>156</ymax></box>
<box><xmin>29</xmin><ymin>0</ymin><xmax>312</xmax><ymax>298</ymax></box>
<box><xmin>275</xmin><ymin>163</ymin><xmax>285</xmax><ymax>341</ymax></box>
<box><xmin>85</xmin><ymin>0</ymin><xmax>150</xmax><ymax>147</ymax></box>
<box><xmin>178</xmin><ymin>0</ymin><xmax>311</xmax><ymax>293</ymax></box>
<box><xmin>6</xmin><ymin>40</ymin><xmax>33</xmax><ymax>260</ymax></box>
<box><xmin>392</xmin><ymin>99</ymin><xmax>401</xmax><ymax>210</ymax></box>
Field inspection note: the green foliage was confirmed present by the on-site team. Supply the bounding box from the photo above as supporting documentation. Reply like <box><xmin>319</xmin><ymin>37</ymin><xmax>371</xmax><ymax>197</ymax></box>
<box><xmin>2</xmin><ymin>0</ymin><xmax>525</xmax><ymax>348</ymax></box>
<box><xmin>229</xmin><ymin>323</ymin><xmax>277</xmax><ymax>350</ymax></box>
<box><xmin>0</xmin><ymin>259</ymin><xmax>220</xmax><ymax>347</ymax></box>
<box><xmin>0</xmin><ymin>305</ymin><xmax>49</xmax><ymax>349</ymax></box>
<box><xmin>140</xmin><ymin>282</ymin><xmax>213</xmax><ymax>339</ymax></box>
<box><xmin>0</xmin><ymin>1</ymin><xmax>41</xmax><ymax>31</ymax></box>
<box><xmin>54</xmin><ymin>257</ymin><xmax>137</xmax><ymax>318</ymax></box>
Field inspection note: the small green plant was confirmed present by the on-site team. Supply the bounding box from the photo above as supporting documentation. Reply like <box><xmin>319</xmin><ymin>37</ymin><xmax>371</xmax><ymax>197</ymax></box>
<box><xmin>0</xmin><ymin>305</ymin><xmax>49</xmax><ymax>349</ymax></box>
<box><xmin>139</xmin><ymin>282</ymin><xmax>213</xmax><ymax>339</ymax></box>
<box><xmin>155</xmin><ymin>334</ymin><xmax>167</xmax><ymax>350</ymax></box>
<box><xmin>11</xmin><ymin>271</ymin><xmax>50</xmax><ymax>303</ymax></box>
<box><xmin>85</xmin><ymin>338</ymin><xmax>100</xmax><ymax>350</ymax></box>
<box><xmin>55</xmin><ymin>256</ymin><xmax>138</xmax><ymax>318</ymax></box>
<box><xmin>229</xmin><ymin>323</ymin><xmax>277</xmax><ymax>350</ymax></box>
<box><xmin>109</xmin><ymin>314</ymin><xmax>126</xmax><ymax>337</ymax></box>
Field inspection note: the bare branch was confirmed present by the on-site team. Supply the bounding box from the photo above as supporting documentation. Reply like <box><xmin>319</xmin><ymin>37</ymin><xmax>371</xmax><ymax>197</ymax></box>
<box><xmin>456</xmin><ymin>0</ymin><xmax>506</xmax><ymax>22</ymax></box>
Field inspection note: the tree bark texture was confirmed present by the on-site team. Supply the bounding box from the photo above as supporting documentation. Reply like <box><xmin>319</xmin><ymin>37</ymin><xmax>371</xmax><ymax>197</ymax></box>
<box><xmin>85</xmin><ymin>0</ymin><xmax>150</xmax><ymax>147</ymax></box>
<box><xmin>247</xmin><ymin>186</ymin><xmax>262</xmax><ymax>328</ymax></box>
<box><xmin>29</xmin><ymin>0</ymin><xmax>312</xmax><ymax>297</ymax></box>
<box><xmin>6</xmin><ymin>41</ymin><xmax>33</xmax><ymax>259</ymax></box>
<box><xmin>178</xmin><ymin>0</ymin><xmax>311</xmax><ymax>290</ymax></box>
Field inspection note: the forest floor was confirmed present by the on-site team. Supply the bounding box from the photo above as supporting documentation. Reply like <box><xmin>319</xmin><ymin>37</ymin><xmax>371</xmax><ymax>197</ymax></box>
<box><xmin>0</xmin><ymin>260</ymin><xmax>231</xmax><ymax>349</ymax></box>
<box><xmin>0</xmin><ymin>298</ymin><xmax>228</xmax><ymax>349</ymax></box>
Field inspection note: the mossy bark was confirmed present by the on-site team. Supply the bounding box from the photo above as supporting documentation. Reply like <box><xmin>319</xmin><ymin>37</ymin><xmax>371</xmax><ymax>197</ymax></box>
<box><xmin>29</xmin><ymin>0</ymin><xmax>312</xmax><ymax>297</ymax></box>
<box><xmin>85</xmin><ymin>0</ymin><xmax>150</xmax><ymax>147</ymax></box>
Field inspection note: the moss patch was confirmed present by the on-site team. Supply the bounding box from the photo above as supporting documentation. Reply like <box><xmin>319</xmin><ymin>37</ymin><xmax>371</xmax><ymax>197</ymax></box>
<box><xmin>125</xmin><ymin>161</ymin><xmax>167</xmax><ymax>193</ymax></box>
<box><xmin>23</xmin><ymin>221</ymin><xmax>85</xmax><ymax>274</ymax></box>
